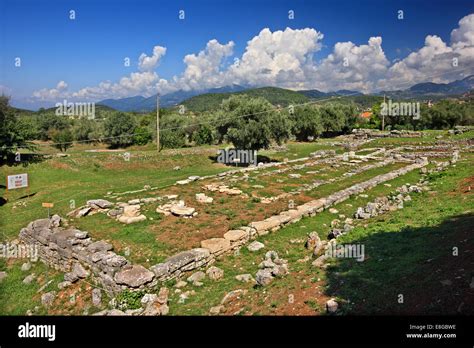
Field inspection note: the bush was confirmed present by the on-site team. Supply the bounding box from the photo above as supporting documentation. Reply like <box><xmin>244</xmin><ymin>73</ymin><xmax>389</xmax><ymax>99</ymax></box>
<box><xmin>133</xmin><ymin>126</ymin><xmax>153</xmax><ymax>145</ymax></box>
<box><xmin>193</xmin><ymin>124</ymin><xmax>214</xmax><ymax>145</ymax></box>
<box><xmin>38</xmin><ymin>114</ymin><xmax>69</xmax><ymax>141</ymax></box>
<box><xmin>51</xmin><ymin>128</ymin><xmax>74</xmax><ymax>152</ymax></box>
<box><xmin>160</xmin><ymin>114</ymin><xmax>187</xmax><ymax>149</ymax></box>
<box><xmin>0</xmin><ymin>96</ymin><xmax>36</xmax><ymax>163</ymax></box>
<box><xmin>71</xmin><ymin>118</ymin><xmax>101</xmax><ymax>142</ymax></box>
<box><xmin>116</xmin><ymin>289</ymin><xmax>145</xmax><ymax>310</ymax></box>
<box><xmin>103</xmin><ymin>112</ymin><xmax>136</xmax><ymax>148</ymax></box>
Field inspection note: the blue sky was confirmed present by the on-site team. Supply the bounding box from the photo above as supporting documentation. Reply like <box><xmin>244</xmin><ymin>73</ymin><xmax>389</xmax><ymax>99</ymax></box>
<box><xmin>1</xmin><ymin>0</ymin><xmax>474</xmax><ymax>109</ymax></box>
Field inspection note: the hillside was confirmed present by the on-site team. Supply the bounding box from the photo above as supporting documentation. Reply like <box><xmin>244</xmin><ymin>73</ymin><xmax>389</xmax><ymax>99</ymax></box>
<box><xmin>379</xmin><ymin>74</ymin><xmax>474</xmax><ymax>99</ymax></box>
<box><xmin>182</xmin><ymin>86</ymin><xmax>310</xmax><ymax>112</ymax></box>
<box><xmin>97</xmin><ymin>85</ymin><xmax>247</xmax><ymax>112</ymax></box>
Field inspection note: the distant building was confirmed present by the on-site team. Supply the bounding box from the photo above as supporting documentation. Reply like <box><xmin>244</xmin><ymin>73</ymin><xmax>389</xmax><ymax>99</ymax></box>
<box><xmin>359</xmin><ymin>111</ymin><xmax>372</xmax><ymax>119</ymax></box>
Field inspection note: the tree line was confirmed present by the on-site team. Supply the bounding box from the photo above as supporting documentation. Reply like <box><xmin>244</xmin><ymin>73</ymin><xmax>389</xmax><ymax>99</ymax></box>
<box><xmin>1</xmin><ymin>93</ymin><xmax>473</xmax><ymax>163</ymax></box>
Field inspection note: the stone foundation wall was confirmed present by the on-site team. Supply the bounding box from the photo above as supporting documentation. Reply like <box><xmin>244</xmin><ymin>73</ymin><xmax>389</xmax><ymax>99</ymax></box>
<box><xmin>19</xmin><ymin>218</ymin><xmax>155</xmax><ymax>295</ymax></box>
<box><xmin>19</xmin><ymin>158</ymin><xmax>429</xmax><ymax>289</ymax></box>
<box><xmin>148</xmin><ymin>158</ymin><xmax>429</xmax><ymax>281</ymax></box>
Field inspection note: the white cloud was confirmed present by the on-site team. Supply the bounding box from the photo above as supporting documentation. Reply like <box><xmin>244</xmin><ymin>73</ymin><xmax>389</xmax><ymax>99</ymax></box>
<box><xmin>30</xmin><ymin>13</ymin><xmax>474</xmax><ymax>103</ymax></box>
<box><xmin>172</xmin><ymin>39</ymin><xmax>235</xmax><ymax>91</ymax></box>
<box><xmin>378</xmin><ymin>14</ymin><xmax>474</xmax><ymax>90</ymax></box>
<box><xmin>308</xmin><ymin>36</ymin><xmax>390</xmax><ymax>92</ymax></box>
<box><xmin>32</xmin><ymin>80</ymin><xmax>69</xmax><ymax>100</ymax></box>
<box><xmin>138</xmin><ymin>46</ymin><xmax>167</xmax><ymax>71</ymax></box>
<box><xmin>451</xmin><ymin>14</ymin><xmax>474</xmax><ymax>48</ymax></box>
<box><xmin>71</xmin><ymin>71</ymin><xmax>164</xmax><ymax>99</ymax></box>
<box><xmin>228</xmin><ymin>27</ymin><xmax>324</xmax><ymax>88</ymax></box>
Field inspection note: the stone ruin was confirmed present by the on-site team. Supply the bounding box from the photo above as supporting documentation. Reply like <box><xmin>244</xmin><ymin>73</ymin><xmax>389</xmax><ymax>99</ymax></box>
<box><xmin>156</xmin><ymin>200</ymin><xmax>197</xmax><ymax>218</ymax></box>
<box><xmin>14</xmin><ymin>141</ymin><xmax>467</xmax><ymax>315</ymax></box>
<box><xmin>117</xmin><ymin>204</ymin><xmax>147</xmax><ymax>224</ymax></box>
<box><xmin>255</xmin><ymin>251</ymin><xmax>289</xmax><ymax>286</ymax></box>
<box><xmin>18</xmin><ymin>215</ymin><xmax>156</xmax><ymax>295</ymax></box>
<box><xmin>352</xmin><ymin>128</ymin><xmax>423</xmax><ymax>139</ymax></box>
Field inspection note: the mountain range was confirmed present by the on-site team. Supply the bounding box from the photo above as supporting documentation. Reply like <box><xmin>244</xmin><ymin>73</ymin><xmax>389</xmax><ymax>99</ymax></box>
<box><xmin>98</xmin><ymin>84</ymin><xmax>247</xmax><ymax>112</ymax></box>
<box><xmin>97</xmin><ymin>75</ymin><xmax>474</xmax><ymax>112</ymax></box>
<box><xmin>378</xmin><ymin>75</ymin><xmax>474</xmax><ymax>99</ymax></box>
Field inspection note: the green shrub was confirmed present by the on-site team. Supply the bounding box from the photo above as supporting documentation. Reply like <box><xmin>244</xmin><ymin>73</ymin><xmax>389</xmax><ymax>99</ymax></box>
<box><xmin>116</xmin><ymin>289</ymin><xmax>144</xmax><ymax>310</ymax></box>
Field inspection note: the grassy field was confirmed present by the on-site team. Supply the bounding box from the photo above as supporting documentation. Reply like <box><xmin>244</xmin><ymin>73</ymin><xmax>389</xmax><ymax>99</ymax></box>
<box><xmin>0</xmin><ymin>131</ymin><xmax>472</xmax><ymax>315</ymax></box>
<box><xmin>165</xmin><ymin>153</ymin><xmax>473</xmax><ymax>315</ymax></box>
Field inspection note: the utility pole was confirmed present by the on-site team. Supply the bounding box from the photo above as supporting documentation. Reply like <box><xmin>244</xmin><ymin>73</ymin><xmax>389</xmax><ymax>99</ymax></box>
<box><xmin>156</xmin><ymin>93</ymin><xmax>160</xmax><ymax>151</ymax></box>
<box><xmin>382</xmin><ymin>94</ymin><xmax>386</xmax><ymax>131</ymax></box>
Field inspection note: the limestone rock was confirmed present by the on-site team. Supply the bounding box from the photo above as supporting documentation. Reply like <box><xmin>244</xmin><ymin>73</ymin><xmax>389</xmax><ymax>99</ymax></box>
<box><xmin>117</xmin><ymin>205</ymin><xmax>147</xmax><ymax>224</ymax></box>
<box><xmin>67</xmin><ymin>206</ymin><xmax>92</xmax><ymax>218</ymax></box>
<box><xmin>23</xmin><ymin>274</ymin><xmax>36</xmax><ymax>285</ymax></box>
<box><xmin>305</xmin><ymin>232</ymin><xmax>321</xmax><ymax>251</ymax></box>
<box><xmin>58</xmin><ymin>281</ymin><xmax>72</xmax><ymax>290</ymax></box>
<box><xmin>163</xmin><ymin>248</ymin><xmax>210</xmax><ymax>273</ymax></box>
<box><xmin>92</xmin><ymin>288</ymin><xmax>102</xmax><ymax>306</ymax></box>
<box><xmin>141</xmin><ymin>292</ymin><xmax>169</xmax><ymax>316</ymax></box>
<box><xmin>206</xmin><ymin>266</ymin><xmax>224</xmax><ymax>281</ymax></box>
<box><xmin>201</xmin><ymin>238</ymin><xmax>230</xmax><ymax>254</ymax></box>
<box><xmin>255</xmin><ymin>269</ymin><xmax>274</xmax><ymax>286</ymax></box>
<box><xmin>326</xmin><ymin>299</ymin><xmax>338</xmax><ymax>313</ymax></box>
<box><xmin>195</xmin><ymin>193</ymin><xmax>213</xmax><ymax>203</ymax></box>
<box><xmin>271</xmin><ymin>264</ymin><xmax>289</xmax><ymax>278</ymax></box>
<box><xmin>170</xmin><ymin>205</ymin><xmax>196</xmax><ymax>217</ymax></box>
<box><xmin>209</xmin><ymin>305</ymin><xmax>224</xmax><ymax>315</ymax></box>
<box><xmin>150</xmin><ymin>263</ymin><xmax>170</xmax><ymax>279</ymax></box>
<box><xmin>247</xmin><ymin>241</ymin><xmax>264</xmax><ymax>252</ymax></box>
<box><xmin>187</xmin><ymin>271</ymin><xmax>205</xmax><ymax>284</ymax></box>
<box><xmin>235</xmin><ymin>274</ymin><xmax>254</xmax><ymax>283</ymax></box>
<box><xmin>175</xmin><ymin>280</ymin><xmax>187</xmax><ymax>288</ymax></box>
<box><xmin>223</xmin><ymin>229</ymin><xmax>248</xmax><ymax>242</ymax></box>
<box><xmin>114</xmin><ymin>265</ymin><xmax>154</xmax><ymax>288</ymax></box>
<box><xmin>72</xmin><ymin>262</ymin><xmax>90</xmax><ymax>279</ymax></box>
<box><xmin>87</xmin><ymin>240</ymin><xmax>113</xmax><ymax>253</ymax></box>
<box><xmin>41</xmin><ymin>291</ymin><xmax>56</xmax><ymax>307</ymax></box>
<box><xmin>122</xmin><ymin>204</ymin><xmax>141</xmax><ymax>217</ymax></box>
<box><xmin>221</xmin><ymin>289</ymin><xmax>247</xmax><ymax>305</ymax></box>
<box><xmin>117</xmin><ymin>215</ymin><xmax>147</xmax><ymax>224</ymax></box>
<box><xmin>87</xmin><ymin>199</ymin><xmax>113</xmax><ymax>209</ymax></box>
<box><xmin>21</xmin><ymin>262</ymin><xmax>32</xmax><ymax>272</ymax></box>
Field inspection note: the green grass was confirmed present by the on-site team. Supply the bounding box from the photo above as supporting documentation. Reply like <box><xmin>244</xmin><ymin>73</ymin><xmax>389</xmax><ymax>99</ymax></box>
<box><xmin>167</xmin><ymin>154</ymin><xmax>473</xmax><ymax>315</ymax></box>
<box><xmin>0</xmin><ymin>259</ymin><xmax>64</xmax><ymax>315</ymax></box>
<box><xmin>324</xmin><ymin>158</ymin><xmax>473</xmax><ymax>314</ymax></box>
<box><xmin>1</xmin><ymin>133</ymin><xmax>471</xmax><ymax>316</ymax></box>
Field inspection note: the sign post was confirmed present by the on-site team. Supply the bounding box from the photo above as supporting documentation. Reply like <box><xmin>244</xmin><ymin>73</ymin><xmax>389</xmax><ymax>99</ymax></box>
<box><xmin>6</xmin><ymin>173</ymin><xmax>29</xmax><ymax>202</ymax></box>
<box><xmin>42</xmin><ymin>203</ymin><xmax>54</xmax><ymax>219</ymax></box>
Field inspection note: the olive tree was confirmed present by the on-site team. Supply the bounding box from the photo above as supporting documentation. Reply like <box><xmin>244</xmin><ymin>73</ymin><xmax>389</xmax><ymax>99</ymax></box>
<box><xmin>217</xmin><ymin>95</ymin><xmax>291</xmax><ymax>150</ymax></box>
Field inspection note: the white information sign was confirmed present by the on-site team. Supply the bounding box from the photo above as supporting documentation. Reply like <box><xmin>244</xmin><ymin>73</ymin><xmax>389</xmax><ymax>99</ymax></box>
<box><xmin>7</xmin><ymin>173</ymin><xmax>29</xmax><ymax>190</ymax></box>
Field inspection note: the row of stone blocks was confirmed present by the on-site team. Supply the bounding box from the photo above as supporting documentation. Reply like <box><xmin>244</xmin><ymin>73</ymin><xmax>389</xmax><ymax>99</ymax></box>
<box><xmin>18</xmin><ymin>158</ymin><xmax>428</xmax><ymax>293</ymax></box>
<box><xmin>149</xmin><ymin>157</ymin><xmax>429</xmax><ymax>280</ymax></box>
